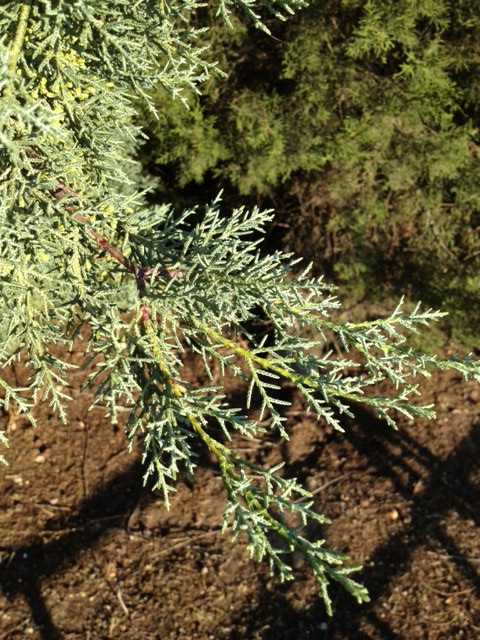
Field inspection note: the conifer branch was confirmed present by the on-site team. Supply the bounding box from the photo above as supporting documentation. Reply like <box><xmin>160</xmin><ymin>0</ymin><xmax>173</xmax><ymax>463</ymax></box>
<box><xmin>7</xmin><ymin>2</ymin><xmax>32</xmax><ymax>77</ymax></box>
<box><xmin>1</xmin><ymin>0</ymin><xmax>480</xmax><ymax>616</ymax></box>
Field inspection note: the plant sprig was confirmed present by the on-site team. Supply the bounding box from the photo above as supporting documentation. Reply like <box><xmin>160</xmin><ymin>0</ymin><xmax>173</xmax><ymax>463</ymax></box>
<box><xmin>2</xmin><ymin>0</ymin><xmax>480</xmax><ymax>615</ymax></box>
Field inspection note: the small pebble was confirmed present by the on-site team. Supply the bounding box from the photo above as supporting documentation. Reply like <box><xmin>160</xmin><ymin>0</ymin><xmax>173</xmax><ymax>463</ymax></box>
<box><xmin>413</xmin><ymin>480</ymin><xmax>424</xmax><ymax>495</ymax></box>
<box><xmin>469</xmin><ymin>389</ymin><xmax>480</xmax><ymax>403</ymax></box>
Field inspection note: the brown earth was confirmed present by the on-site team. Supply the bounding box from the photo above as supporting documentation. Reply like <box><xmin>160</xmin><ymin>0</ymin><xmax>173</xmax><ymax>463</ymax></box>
<box><xmin>1</xmin><ymin>321</ymin><xmax>480</xmax><ymax>640</ymax></box>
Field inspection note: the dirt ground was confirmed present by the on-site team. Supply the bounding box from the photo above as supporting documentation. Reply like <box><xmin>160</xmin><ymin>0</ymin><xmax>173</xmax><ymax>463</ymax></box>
<box><xmin>1</xmin><ymin>319</ymin><xmax>479</xmax><ymax>640</ymax></box>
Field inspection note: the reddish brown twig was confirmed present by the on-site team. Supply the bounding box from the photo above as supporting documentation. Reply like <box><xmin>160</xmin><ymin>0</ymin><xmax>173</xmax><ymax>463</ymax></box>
<box><xmin>52</xmin><ymin>182</ymin><xmax>185</xmax><ymax>298</ymax></box>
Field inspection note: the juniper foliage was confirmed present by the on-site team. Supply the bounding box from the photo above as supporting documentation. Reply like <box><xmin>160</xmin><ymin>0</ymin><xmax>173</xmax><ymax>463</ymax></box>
<box><xmin>1</xmin><ymin>0</ymin><xmax>480</xmax><ymax>615</ymax></box>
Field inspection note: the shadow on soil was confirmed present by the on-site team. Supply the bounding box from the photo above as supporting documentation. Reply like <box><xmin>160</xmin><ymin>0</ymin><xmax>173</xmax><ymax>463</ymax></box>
<box><xmin>230</xmin><ymin>406</ymin><xmax>480</xmax><ymax>639</ymax></box>
<box><xmin>0</xmin><ymin>459</ymin><xmax>148</xmax><ymax>640</ymax></box>
<box><xmin>1</xmin><ymin>406</ymin><xmax>479</xmax><ymax>640</ymax></box>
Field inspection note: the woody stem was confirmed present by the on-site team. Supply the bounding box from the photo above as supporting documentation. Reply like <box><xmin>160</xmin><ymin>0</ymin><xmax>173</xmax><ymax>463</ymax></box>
<box><xmin>8</xmin><ymin>2</ymin><xmax>32</xmax><ymax>77</ymax></box>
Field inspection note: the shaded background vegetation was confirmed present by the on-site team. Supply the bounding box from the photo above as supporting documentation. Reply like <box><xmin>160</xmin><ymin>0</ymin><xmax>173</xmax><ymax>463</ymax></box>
<box><xmin>139</xmin><ymin>0</ymin><xmax>480</xmax><ymax>348</ymax></box>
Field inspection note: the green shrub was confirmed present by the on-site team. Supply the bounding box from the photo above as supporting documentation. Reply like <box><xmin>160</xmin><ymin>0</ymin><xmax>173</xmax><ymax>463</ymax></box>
<box><xmin>144</xmin><ymin>0</ymin><xmax>480</xmax><ymax>344</ymax></box>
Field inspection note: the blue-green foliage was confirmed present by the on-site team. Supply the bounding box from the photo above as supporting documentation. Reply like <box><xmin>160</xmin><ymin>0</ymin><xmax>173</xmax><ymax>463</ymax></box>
<box><xmin>2</xmin><ymin>0</ymin><xmax>480</xmax><ymax>615</ymax></box>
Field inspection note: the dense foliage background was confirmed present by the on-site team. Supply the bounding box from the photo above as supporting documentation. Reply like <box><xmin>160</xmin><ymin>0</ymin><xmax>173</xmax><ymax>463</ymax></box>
<box><xmin>141</xmin><ymin>0</ymin><xmax>480</xmax><ymax>347</ymax></box>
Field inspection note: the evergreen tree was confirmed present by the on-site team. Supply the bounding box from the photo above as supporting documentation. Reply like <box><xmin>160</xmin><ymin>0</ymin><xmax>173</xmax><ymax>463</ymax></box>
<box><xmin>1</xmin><ymin>0</ymin><xmax>479</xmax><ymax>614</ymax></box>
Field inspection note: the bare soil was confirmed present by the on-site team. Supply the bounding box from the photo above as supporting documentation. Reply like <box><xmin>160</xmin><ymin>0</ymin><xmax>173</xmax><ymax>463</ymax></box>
<box><xmin>1</xmin><ymin>323</ymin><xmax>480</xmax><ymax>639</ymax></box>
